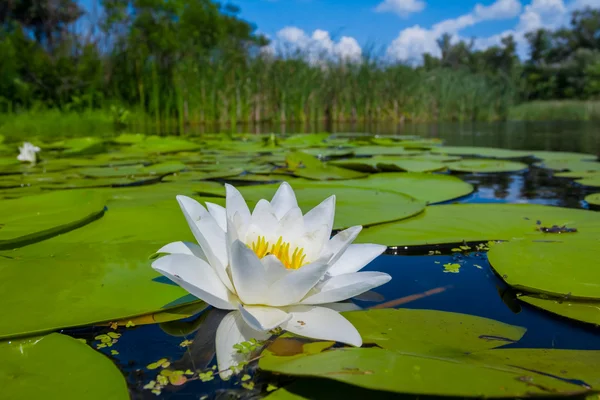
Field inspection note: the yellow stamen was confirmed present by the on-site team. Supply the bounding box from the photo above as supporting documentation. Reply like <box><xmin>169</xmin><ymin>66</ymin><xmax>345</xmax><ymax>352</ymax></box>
<box><xmin>249</xmin><ymin>235</ymin><xmax>308</xmax><ymax>270</ymax></box>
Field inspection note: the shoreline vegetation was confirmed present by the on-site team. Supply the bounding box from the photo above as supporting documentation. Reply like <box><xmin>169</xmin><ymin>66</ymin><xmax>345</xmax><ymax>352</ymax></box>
<box><xmin>0</xmin><ymin>2</ymin><xmax>599</xmax><ymax>135</ymax></box>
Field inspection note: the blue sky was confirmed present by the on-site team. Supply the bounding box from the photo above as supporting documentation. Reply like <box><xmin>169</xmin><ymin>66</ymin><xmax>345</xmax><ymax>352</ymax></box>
<box><xmin>79</xmin><ymin>0</ymin><xmax>598</xmax><ymax>62</ymax></box>
<box><xmin>232</xmin><ymin>0</ymin><xmax>598</xmax><ymax>61</ymax></box>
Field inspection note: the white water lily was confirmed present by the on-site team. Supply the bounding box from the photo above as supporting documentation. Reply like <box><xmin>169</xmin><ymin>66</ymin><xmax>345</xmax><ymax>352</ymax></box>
<box><xmin>17</xmin><ymin>142</ymin><xmax>41</xmax><ymax>164</ymax></box>
<box><xmin>152</xmin><ymin>182</ymin><xmax>391</xmax><ymax>378</ymax></box>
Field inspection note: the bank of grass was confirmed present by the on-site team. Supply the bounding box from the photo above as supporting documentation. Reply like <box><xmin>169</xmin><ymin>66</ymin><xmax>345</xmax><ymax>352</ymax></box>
<box><xmin>509</xmin><ymin>100</ymin><xmax>600</xmax><ymax>121</ymax></box>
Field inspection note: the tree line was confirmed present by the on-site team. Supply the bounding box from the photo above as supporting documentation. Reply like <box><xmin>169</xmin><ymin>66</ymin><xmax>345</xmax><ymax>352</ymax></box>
<box><xmin>0</xmin><ymin>1</ymin><xmax>599</xmax><ymax>126</ymax></box>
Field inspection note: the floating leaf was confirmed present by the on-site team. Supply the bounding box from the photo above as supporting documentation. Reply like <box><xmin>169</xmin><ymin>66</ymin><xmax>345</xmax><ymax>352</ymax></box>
<box><xmin>239</xmin><ymin>182</ymin><xmax>425</xmax><ymax>229</ymax></box>
<box><xmin>432</xmin><ymin>146</ymin><xmax>531</xmax><ymax>159</ymax></box>
<box><xmin>520</xmin><ymin>295</ymin><xmax>600</xmax><ymax>325</ymax></box>
<box><xmin>357</xmin><ymin>204</ymin><xmax>600</xmax><ymax>247</ymax></box>
<box><xmin>447</xmin><ymin>159</ymin><xmax>528</xmax><ymax>173</ymax></box>
<box><xmin>488</xmin><ymin>240</ymin><xmax>600</xmax><ymax>300</ymax></box>
<box><xmin>328</xmin><ymin>173</ymin><xmax>473</xmax><ymax>204</ymax></box>
<box><xmin>0</xmin><ymin>190</ymin><xmax>106</xmax><ymax>250</ymax></box>
<box><xmin>0</xmin><ymin>333</ymin><xmax>128</xmax><ymax>399</ymax></box>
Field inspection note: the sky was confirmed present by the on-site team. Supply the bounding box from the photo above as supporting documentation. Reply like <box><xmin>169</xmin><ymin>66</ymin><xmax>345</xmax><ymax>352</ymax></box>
<box><xmin>231</xmin><ymin>0</ymin><xmax>600</xmax><ymax>62</ymax></box>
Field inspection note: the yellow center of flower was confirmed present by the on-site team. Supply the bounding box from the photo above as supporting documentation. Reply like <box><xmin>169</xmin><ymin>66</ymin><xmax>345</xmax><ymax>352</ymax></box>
<box><xmin>250</xmin><ymin>236</ymin><xmax>308</xmax><ymax>270</ymax></box>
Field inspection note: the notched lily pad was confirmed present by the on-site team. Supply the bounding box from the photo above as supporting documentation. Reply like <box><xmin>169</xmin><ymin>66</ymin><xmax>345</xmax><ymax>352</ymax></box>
<box><xmin>0</xmin><ymin>190</ymin><xmax>106</xmax><ymax>250</ymax></box>
<box><xmin>448</xmin><ymin>159</ymin><xmax>528</xmax><ymax>173</ymax></box>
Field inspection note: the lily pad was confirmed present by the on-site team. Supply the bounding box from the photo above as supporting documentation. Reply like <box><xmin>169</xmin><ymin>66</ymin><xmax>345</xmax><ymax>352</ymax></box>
<box><xmin>531</xmin><ymin>151</ymin><xmax>597</xmax><ymax>162</ymax></box>
<box><xmin>343</xmin><ymin>309</ymin><xmax>526</xmax><ymax>355</ymax></box>
<box><xmin>123</xmin><ymin>135</ymin><xmax>201</xmax><ymax>154</ymax></box>
<box><xmin>432</xmin><ymin>146</ymin><xmax>531</xmax><ymax>159</ymax></box>
<box><xmin>488</xmin><ymin>240</ymin><xmax>600</xmax><ymax>300</ymax></box>
<box><xmin>162</xmin><ymin>168</ymin><xmax>244</xmax><ymax>182</ymax></box>
<box><xmin>286</xmin><ymin>152</ymin><xmax>368</xmax><ymax>180</ymax></box>
<box><xmin>357</xmin><ymin>204</ymin><xmax>600</xmax><ymax>247</ymax></box>
<box><xmin>260</xmin><ymin>347</ymin><xmax>585</xmax><ymax>397</ymax></box>
<box><xmin>41</xmin><ymin>175</ymin><xmax>161</xmax><ymax>189</ymax></box>
<box><xmin>54</xmin><ymin>137</ymin><xmax>106</xmax><ymax>157</ymax></box>
<box><xmin>331</xmin><ymin>157</ymin><xmax>446</xmax><ymax>173</ymax></box>
<box><xmin>282</xmin><ymin>133</ymin><xmax>330</xmax><ymax>148</ymax></box>
<box><xmin>1</xmin><ymin>333</ymin><xmax>129</xmax><ymax>400</ymax></box>
<box><xmin>520</xmin><ymin>295</ymin><xmax>600</xmax><ymax>325</ymax></box>
<box><xmin>537</xmin><ymin>160</ymin><xmax>600</xmax><ymax>172</ymax></box>
<box><xmin>325</xmin><ymin>173</ymin><xmax>473</xmax><ymax>204</ymax></box>
<box><xmin>260</xmin><ymin>309</ymin><xmax>597</xmax><ymax>397</ymax></box>
<box><xmin>238</xmin><ymin>182</ymin><xmax>425</xmax><ymax>229</ymax></box>
<box><xmin>447</xmin><ymin>159</ymin><xmax>528</xmax><ymax>173</ymax></box>
<box><xmin>351</xmin><ymin>146</ymin><xmax>422</xmax><ymax>157</ymax></box>
<box><xmin>79</xmin><ymin>162</ymin><xmax>185</xmax><ymax>178</ymax></box>
<box><xmin>577</xmin><ymin>176</ymin><xmax>600</xmax><ymax>187</ymax></box>
<box><xmin>585</xmin><ymin>193</ymin><xmax>600</xmax><ymax>206</ymax></box>
<box><xmin>0</xmin><ymin>190</ymin><xmax>106</xmax><ymax>250</ymax></box>
<box><xmin>0</xmin><ymin>197</ymin><xmax>208</xmax><ymax>338</ymax></box>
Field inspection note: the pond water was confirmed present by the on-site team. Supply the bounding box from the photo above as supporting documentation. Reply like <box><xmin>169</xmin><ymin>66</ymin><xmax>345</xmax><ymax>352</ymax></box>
<box><xmin>1</xmin><ymin>123</ymin><xmax>599</xmax><ymax>400</ymax></box>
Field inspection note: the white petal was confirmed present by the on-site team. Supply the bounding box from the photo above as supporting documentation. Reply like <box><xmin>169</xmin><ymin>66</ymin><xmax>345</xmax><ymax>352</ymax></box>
<box><xmin>176</xmin><ymin>196</ymin><xmax>234</xmax><ymax>292</ymax></box>
<box><xmin>281</xmin><ymin>305</ymin><xmax>362</xmax><ymax>347</ymax></box>
<box><xmin>266</xmin><ymin>256</ymin><xmax>330</xmax><ymax>306</ymax></box>
<box><xmin>252</xmin><ymin>200</ymin><xmax>279</xmax><ymax>233</ymax></box>
<box><xmin>155</xmin><ymin>241</ymin><xmax>207</xmax><ymax>260</ymax></box>
<box><xmin>206</xmin><ymin>202</ymin><xmax>227</xmax><ymax>232</ymax></box>
<box><xmin>238</xmin><ymin>305</ymin><xmax>291</xmax><ymax>331</ymax></box>
<box><xmin>301</xmin><ymin>272</ymin><xmax>391</xmax><ymax>304</ymax></box>
<box><xmin>261</xmin><ymin>254</ymin><xmax>292</xmax><ymax>284</ymax></box>
<box><xmin>327</xmin><ymin>244</ymin><xmax>387</xmax><ymax>276</ymax></box>
<box><xmin>215</xmin><ymin>311</ymin><xmax>271</xmax><ymax>380</ymax></box>
<box><xmin>299</xmin><ymin>224</ymin><xmax>330</xmax><ymax>262</ymax></box>
<box><xmin>270</xmin><ymin>182</ymin><xmax>299</xmax><ymax>220</ymax></box>
<box><xmin>225</xmin><ymin>184</ymin><xmax>251</xmax><ymax>226</ymax></box>
<box><xmin>152</xmin><ymin>254</ymin><xmax>237</xmax><ymax>310</ymax></box>
<box><xmin>277</xmin><ymin>207</ymin><xmax>305</xmax><ymax>243</ymax></box>
<box><xmin>303</xmin><ymin>195</ymin><xmax>335</xmax><ymax>234</ymax></box>
<box><xmin>323</xmin><ymin>226</ymin><xmax>362</xmax><ymax>265</ymax></box>
<box><xmin>230</xmin><ymin>240</ymin><xmax>269</xmax><ymax>304</ymax></box>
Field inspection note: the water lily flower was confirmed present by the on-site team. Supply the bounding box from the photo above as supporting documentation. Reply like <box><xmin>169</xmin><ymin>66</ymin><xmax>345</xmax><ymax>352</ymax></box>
<box><xmin>152</xmin><ymin>182</ymin><xmax>391</xmax><ymax>378</ymax></box>
<box><xmin>17</xmin><ymin>142</ymin><xmax>41</xmax><ymax>164</ymax></box>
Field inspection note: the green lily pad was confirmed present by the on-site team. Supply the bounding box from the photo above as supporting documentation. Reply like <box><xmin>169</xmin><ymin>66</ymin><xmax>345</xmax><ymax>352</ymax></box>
<box><xmin>432</xmin><ymin>146</ymin><xmax>531</xmax><ymax>159</ymax></box>
<box><xmin>123</xmin><ymin>135</ymin><xmax>201</xmax><ymax>154</ymax></box>
<box><xmin>41</xmin><ymin>175</ymin><xmax>161</xmax><ymax>189</ymax></box>
<box><xmin>1</xmin><ymin>333</ymin><xmax>129</xmax><ymax>400</ymax></box>
<box><xmin>531</xmin><ymin>151</ymin><xmax>597</xmax><ymax>162</ymax></box>
<box><xmin>343</xmin><ymin>309</ymin><xmax>526</xmax><ymax>355</ymax></box>
<box><xmin>286</xmin><ymin>152</ymin><xmax>368</xmax><ymax>181</ymax></box>
<box><xmin>488</xmin><ymin>240</ymin><xmax>600</xmax><ymax>300</ymax></box>
<box><xmin>0</xmin><ymin>196</ymin><xmax>212</xmax><ymax>338</ymax></box>
<box><xmin>331</xmin><ymin>157</ymin><xmax>446</xmax><ymax>173</ymax></box>
<box><xmin>351</xmin><ymin>146</ymin><xmax>422</xmax><ymax>157</ymax></box>
<box><xmin>357</xmin><ymin>204</ymin><xmax>600</xmax><ymax>247</ymax></box>
<box><xmin>0</xmin><ymin>190</ymin><xmax>106</xmax><ymax>250</ymax></box>
<box><xmin>79</xmin><ymin>162</ymin><xmax>185</xmax><ymax>178</ymax></box>
<box><xmin>260</xmin><ymin>347</ymin><xmax>586</xmax><ymax>397</ymax></box>
<box><xmin>239</xmin><ymin>182</ymin><xmax>425</xmax><ymax>229</ymax></box>
<box><xmin>555</xmin><ymin>171</ymin><xmax>600</xmax><ymax>179</ymax></box>
<box><xmin>577</xmin><ymin>176</ymin><xmax>600</xmax><ymax>187</ymax></box>
<box><xmin>260</xmin><ymin>309</ymin><xmax>596</xmax><ymax>397</ymax></box>
<box><xmin>324</xmin><ymin>173</ymin><xmax>473</xmax><ymax>204</ymax></box>
<box><xmin>585</xmin><ymin>193</ymin><xmax>600</xmax><ymax>206</ymax></box>
<box><xmin>162</xmin><ymin>168</ymin><xmax>244</xmax><ymax>182</ymax></box>
<box><xmin>537</xmin><ymin>160</ymin><xmax>600</xmax><ymax>172</ymax></box>
<box><xmin>54</xmin><ymin>137</ymin><xmax>106</xmax><ymax>157</ymax></box>
<box><xmin>520</xmin><ymin>295</ymin><xmax>600</xmax><ymax>325</ymax></box>
<box><xmin>302</xmin><ymin>148</ymin><xmax>354</xmax><ymax>158</ymax></box>
<box><xmin>282</xmin><ymin>133</ymin><xmax>330</xmax><ymax>148</ymax></box>
<box><xmin>447</xmin><ymin>159</ymin><xmax>528</xmax><ymax>173</ymax></box>
<box><xmin>113</xmin><ymin>133</ymin><xmax>146</xmax><ymax>144</ymax></box>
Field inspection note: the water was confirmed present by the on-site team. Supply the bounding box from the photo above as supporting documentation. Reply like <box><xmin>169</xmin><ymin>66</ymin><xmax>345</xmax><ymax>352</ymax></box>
<box><xmin>5</xmin><ymin>121</ymin><xmax>600</xmax><ymax>399</ymax></box>
<box><xmin>148</xmin><ymin>120</ymin><xmax>600</xmax><ymax>156</ymax></box>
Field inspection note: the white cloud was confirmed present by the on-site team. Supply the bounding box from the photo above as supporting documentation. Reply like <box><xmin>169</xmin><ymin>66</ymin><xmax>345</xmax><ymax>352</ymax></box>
<box><xmin>374</xmin><ymin>0</ymin><xmax>426</xmax><ymax>17</ymax></box>
<box><xmin>269</xmin><ymin>26</ymin><xmax>362</xmax><ymax>62</ymax></box>
<box><xmin>474</xmin><ymin>0</ymin><xmax>522</xmax><ymax>19</ymax></box>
